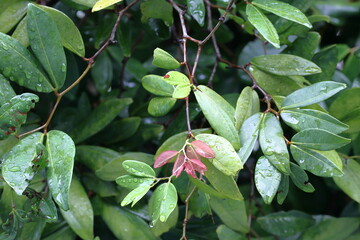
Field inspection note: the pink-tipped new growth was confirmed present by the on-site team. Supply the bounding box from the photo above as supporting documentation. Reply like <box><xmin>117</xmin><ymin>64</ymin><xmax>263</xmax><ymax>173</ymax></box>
<box><xmin>154</xmin><ymin>150</ymin><xmax>178</xmax><ymax>168</ymax></box>
<box><xmin>172</xmin><ymin>154</ymin><xmax>185</xmax><ymax>177</ymax></box>
<box><xmin>191</xmin><ymin>140</ymin><xmax>215</xmax><ymax>159</ymax></box>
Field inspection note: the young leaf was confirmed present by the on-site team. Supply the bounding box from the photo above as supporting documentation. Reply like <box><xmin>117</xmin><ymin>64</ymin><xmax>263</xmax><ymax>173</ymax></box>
<box><xmin>257</xmin><ymin>210</ymin><xmax>315</xmax><ymax>237</ymax></box>
<box><xmin>238</xmin><ymin>113</ymin><xmax>263</xmax><ymax>164</ymax></box>
<box><xmin>163</xmin><ymin>71</ymin><xmax>190</xmax><ymax>86</ymax></box>
<box><xmin>281</xmin><ymin>109</ymin><xmax>348</xmax><ymax>134</ymax></box>
<box><xmin>252</xmin><ymin>0</ymin><xmax>312</xmax><ymax>28</ymax></box>
<box><xmin>149</xmin><ymin>182</ymin><xmax>178</xmax><ymax>225</ymax></box>
<box><xmin>187</xmin><ymin>0</ymin><xmax>205</xmax><ymax>26</ymax></box>
<box><xmin>196</xmin><ymin>134</ymin><xmax>243</xmax><ymax>176</ymax></box>
<box><xmin>246</xmin><ymin>4</ymin><xmax>280</xmax><ymax>48</ymax></box>
<box><xmin>234</xmin><ymin>86</ymin><xmax>260</xmax><ymax>130</ymax></box>
<box><xmin>194</xmin><ymin>85</ymin><xmax>240</xmax><ymax>150</ymax></box>
<box><xmin>154</xmin><ymin>150</ymin><xmax>178</xmax><ymax>168</ymax></box>
<box><xmin>333</xmin><ymin>159</ymin><xmax>360</xmax><ymax>203</ymax></box>
<box><xmin>38</xmin><ymin>5</ymin><xmax>85</xmax><ymax>57</ymax></box>
<box><xmin>251</xmin><ymin>54</ymin><xmax>321</xmax><ymax>76</ymax></box>
<box><xmin>0</xmin><ymin>32</ymin><xmax>53</xmax><ymax>92</ymax></box>
<box><xmin>281</xmin><ymin>81</ymin><xmax>346</xmax><ymax>109</ymax></box>
<box><xmin>142</xmin><ymin>75</ymin><xmax>174</xmax><ymax>97</ymax></box>
<box><xmin>255</xmin><ymin>156</ymin><xmax>282</xmax><ymax>204</ymax></box>
<box><xmin>191</xmin><ymin>140</ymin><xmax>215</xmax><ymax>159</ymax></box>
<box><xmin>277</xmin><ymin>175</ymin><xmax>289</xmax><ymax>205</ymax></box>
<box><xmin>92</xmin><ymin>0</ymin><xmax>123</xmax><ymax>12</ymax></box>
<box><xmin>0</xmin><ymin>73</ymin><xmax>15</xmax><ymax>105</ymax></box>
<box><xmin>0</xmin><ymin>93</ymin><xmax>39</xmax><ymax>140</ymax></box>
<box><xmin>152</xmin><ymin>48</ymin><xmax>180</xmax><ymax>69</ymax></box>
<box><xmin>46</xmin><ymin>130</ymin><xmax>75</xmax><ymax>211</ymax></box>
<box><xmin>172</xmin><ymin>84</ymin><xmax>191</xmax><ymax>99</ymax></box>
<box><xmin>121</xmin><ymin>184</ymin><xmax>152</xmax><ymax>207</ymax></box>
<box><xmin>27</xmin><ymin>4</ymin><xmax>67</xmax><ymax>89</ymax></box>
<box><xmin>290</xmin><ymin>145</ymin><xmax>343</xmax><ymax>177</ymax></box>
<box><xmin>122</xmin><ymin>160</ymin><xmax>156</xmax><ymax>178</ymax></box>
<box><xmin>291</xmin><ymin>129</ymin><xmax>351</xmax><ymax>151</ymax></box>
<box><xmin>116</xmin><ymin>175</ymin><xmax>154</xmax><ymax>189</ymax></box>
<box><xmin>259</xmin><ymin>113</ymin><xmax>290</xmax><ymax>174</ymax></box>
<box><xmin>60</xmin><ymin>177</ymin><xmax>94</xmax><ymax>240</ymax></box>
<box><xmin>289</xmin><ymin>163</ymin><xmax>314</xmax><ymax>193</ymax></box>
<box><xmin>2</xmin><ymin>132</ymin><xmax>44</xmax><ymax>195</ymax></box>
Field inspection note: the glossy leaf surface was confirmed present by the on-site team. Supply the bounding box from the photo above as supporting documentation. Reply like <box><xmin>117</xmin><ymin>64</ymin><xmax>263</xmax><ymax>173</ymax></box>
<box><xmin>187</xmin><ymin>0</ymin><xmax>205</xmax><ymax>26</ymax></box>
<box><xmin>163</xmin><ymin>71</ymin><xmax>190</xmax><ymax>85</ymax></box>
<box><xmin>152</xmin><ymin>48</ymin><xmax>180</xmax><ymax>69</ymax></box>
<box><xmin>122</xmin><ymin>160</ymin><xmax>156</xmax><ymax>178</ymax></box>
<box><xmin>92</xmin><ymin>0</ymin><xmax>123</xmax><ymax>12</ymax></box>
<box><xmin>0</xmin><ymin>73</ymin><xmax>15</xmax><ymax>105</ymax></box>
<box><xmin>116</xmin><ymin>175</ymin><xmax>154</xmax><ymax>189</ymax></box>
<box><xmin>289</xmin><ymin>163</ymin><xmax>314</xmax><ymax>193</ymax></box>
<box><xmin>0</xmin><ymin>1</ymin><xmax>28</xmax><ymax>34</ymax></box>
<box><xmin>234</xmin><ymin>86</ymin><xmax>260</xmax><ymax>130</ymax></box>
<box><xmin>142</xmin><ymin>75</ymin><xmax>174</xmax><ymax>97</ymax></box>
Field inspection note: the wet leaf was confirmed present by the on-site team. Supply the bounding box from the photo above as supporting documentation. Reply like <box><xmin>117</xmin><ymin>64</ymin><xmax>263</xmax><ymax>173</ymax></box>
<box><xmin>289</xmin><ymin>163</ymin><xmax>314</xmax><ymax>193</ymax></box>
<box><xmin>259</xmin><ymin>113</ymin><xmax>290</xmax><ymax>174</ymax></box>
<box><xmin>142</xmin><ymin>74</ymin><xmax>174</xmax><ymax>97</ymax></box>
<box><xmin>194</xmin><ymin>85</ymin><xmax>240</xmax><ymax>150</ymax></box>
<box><xmin>281</xmin><ymin>81</ymin><xmax>346</xmax><ymax>109</ymax></box>
<box><xmin>0</xmin><ymin>32</ymin><xmax>53</xmax><ymax>92</ymax></box>
<box><xmin>0</xmin><ymin>73</ymin><xmax>15</xmax><ymax>105</ymax></box>
<box><xmin>152</xmin><ymin>48</ymin><xmax>180</xmax><ymax>69</ymax></box>
<box><xmin>116</xmin><ymin>175</ymin><xmax>154</xmax><ymax>189</ymax></box>
<box><xmin>2</xmin><ymin>132</ymin><xmax>43</xmax><ymax>195</ymax></box>
<box><xmin>291</xmin><ymin>129</ymin><xmax>350</xmax><ymax>151</ymax></box>
<box><xmin>46</xmin><ymin>130</ymin><xmax>75</xmax><ymax>211</ymax></box>
<box><xmin>0</xmin><ymin>1</ymin><xmax>28</xmax><ymax>34</ymax></box>
<box><xmin>246</xmin><ymin>4</ymin><xmax>279</xmax><ymax>48</ymax></box>
<box><xmin>12</xmin><ymin>17</ymin><xmax>29</xmax><ymax>47</ymax></box>
<box><xmin>251</xmin><ymin>54</ymin><xmax>321</xmax><ymax>76</ymax></box>
<box><xmin>27</xmin><ymin>4</ymin><xmax>67</xmax><ymax>89</ymax></box>
<box><xmin>189</xmin><ymin>177</ymin><xmax>227</xmax><ymax>199</ymax></box>
<box><xmin>253</xmin><ymin>0</ymin><xmax>312</xmax><ymax>28</ymax></box>
<box><xmin>151</xmin><ymin>205</ymin><xmax>178</xmax><ymax>237</ymax></box>
<box><xmin>121</xmin><ymin>184</ymin><xmax>151</xmax><ymax>207</ymax></box>
<box><xmin>255</xmin><ymin>156</ymin><xmax>282</xmax><ymax>204</ymax></box>
<box><xmin>307</xmin><ymin>45</ymin><xmax>338</xmax><ymax>83</ymax></box>
<box><xmin>281</xmin><ymin>109</ymin><xmax>348</xmax><ymax>134</ymax></box>
<box><xmin>154</xmin><ymin>150</ymin><xmax>178</xmax><ymax>168</ymax></box>
<box><xmin>122</xmin><ymin>160</ymin><xmax>156</xmax><ymax>178</ymax></box>
<box><xmin>92</xmin><ymin>0</ymin><xmax>123</xmax><ymax>12</ymax></box>
<box><xmin>283</xmin><ymin>31</ymin><xmax>320</xmax><ymax>60</ymax></box>
<box><xmin>191</xmin><ymin>140</ymin><xmax>215</xmax><ymax>159</ymax></box>
<box><xmin>149</xmin><ymin>182</ymin><xmax>178</xmax><ymax>225</ymax></box>
<box><xmin>196</xmin><ymin>134</ymin><xmax>242</xmax><ymax>176</ymax></box>
<box><xmin>187</xmin><ymin>0</ymin><xmax>205</xmax><ymax>26</ymax></box>
<box><xmin>277</xmin><ymin>175</ymin><xmax>289</xmax><ymax>205</ymax></box>
<box><xmin>60</xmin><ymin>177</ymin><xmax>94</xmax><ymax>240</ymax></box>
<box><xmin>234</xmin><ymin>86</ymin><xmax>260</xmax><ymax>130</ymax></box>
<box><xmin>290</xmin><ymin>145</ymin><xmax>343</xmax><ymax>177</ymax></box>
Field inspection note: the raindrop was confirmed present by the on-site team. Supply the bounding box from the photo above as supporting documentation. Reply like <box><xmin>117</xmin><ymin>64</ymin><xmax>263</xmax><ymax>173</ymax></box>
<box><xmin>9</xmin><ymin>166</ymin><xmax>20</xmax><ymax>172</ymax></box>
<box><xmin>159</xmin><ymin>215</ymin><xmax>166</xmax><ymax>222</ymax></box>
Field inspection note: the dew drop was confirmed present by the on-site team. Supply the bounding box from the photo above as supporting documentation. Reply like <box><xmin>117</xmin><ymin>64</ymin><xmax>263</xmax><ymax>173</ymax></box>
<box><xmin>159</xmin><ymin>215</ymin><xmax>166</xmax><ymax>222</ymax></box>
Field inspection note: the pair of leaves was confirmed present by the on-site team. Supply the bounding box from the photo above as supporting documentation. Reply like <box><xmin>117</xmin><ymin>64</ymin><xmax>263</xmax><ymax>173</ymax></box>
<box><xmin>246</xmin><ymin>0</ymin><xmax>312</xmax><ymax>48</ymax></box>
<box><xmin>163</xmin><ymin>71</ymin><xmax>192</xmax><ymax>99</ymax></box>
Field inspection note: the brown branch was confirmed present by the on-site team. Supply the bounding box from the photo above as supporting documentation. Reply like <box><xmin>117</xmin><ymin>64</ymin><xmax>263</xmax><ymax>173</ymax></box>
<box><xmin>180</xmin><ymin>186</ymin><xmax>197</xmax><ymax>240</ymax></box>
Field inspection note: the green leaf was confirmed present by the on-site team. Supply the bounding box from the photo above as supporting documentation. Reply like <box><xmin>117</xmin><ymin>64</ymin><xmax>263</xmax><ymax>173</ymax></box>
<box><xmin>282</xmin><ymin>32</ymin><xmax>320</xmax><ymax>60</ymax></box>
<box><xmin>246</xmin><ymin>4</ymin><xmax>279</xmax><ymax>48</ymax></box>
<box><xmin>102</xmin><ymin>203</ymin><xmax>157</xmax><ymax>240</ymax></box>
<box><xmin>234</xmin><ymin>86</ymin><xmax>260</xmax><ymax>130</ymax></box>
<box><xmin>188</xmin><ymin>177</ymin><xmax>227</xmax><ymax>199</ymax></box>
<box><xmin>281</xmin><ymin>109</ymin><xmax>348</xmax><ymax>134</ymax></box>
<box><xmin>90</xmin><ymin>51</ymin><xmax>112</xmax><ymax>93</ymax></box>
<box><xmin>0</xmin><ymin>1</ymin><xmax>28</xmax><ymax>34</ymax></box>
<box><xmin>259</xmin><ymin>113</ymin><xmax>290</xmax><ymax>174</ymax></box>
<box><xmin>152</xmin><ymin>48</ymin><xmax>180</xmax><ymax>69</ymax></box>
<box><xmin>291</xmin><ymin>129</ymin><xmax>350</xmax><ymax>151</ymax></box>
<box><xmin>163</xmin><ymin>71</ymin><xmax>190</xmax><ymax>86</ymax></box>
<box><xmin>307</xmin><ymin>45</ymin><xmax>338</xmax><ymax>83</ymax></box>
<box><xmin>148</xmin><ymin>97</ymin><xmax>176</xmax><ymax>117</ymax></box>
<box><xmin>46</xmin><ymin>130</ymin><xmax>75</xmax><ymax>211</ymax></box>
<box><xmin>251</xmin><ymin>54</ymin><xmax>321</xmax><ymax>76</ymax></box>
<box><xmin>121</xmin><ymin>184</ymin><xmax>152</xmax><ymax>207</ymax></box>
<box><xmin>83</xmin><ymin>173</ymin><xmax>117</xmax><ymax>197</ymax></box>
<box><xmin>60</xmin><ymin>177</ymin><xmax>94</xmax><ymax>240</ymax></box>
<box><xmin>0</xmin><ymin>93</ymin><xmax>39</xmax><ymax>140</ymax></box>
<box><xmin>210</xmin><ymin>198</ymin><xmax>249</xmax><ymax>233</ymax></box>
<box><xmin>92</xmin><ymin>0</ymin><xmax>123</xmax><ymax>12</ymax></box>
<box><xmin>277</xmin><ymin>175</ymin><xmax>289</xmax><ymax>205</ymax></box>
<box><xmin>255</xmin><ymin>156</ymin><xmax>282</xmax><ymax>204</ymax></box>
<box><xmin>76</xmin><ymin>145</ymin><xmax>121</xmax><ymax>171</ymax></box>
<box><xmin>12</xmin><ymin>17</ymin><xmax>29</xmax><ymax>47</ymax></box>
<box><xmin>140</xmin><ymin>0</ymin><xmax>173</xmax><ymax>26</ymax></box>
<box><xmin>202</xmin><ymin>158</ymin><xmax>243</xmax><ymax>200</ymax></box>
<box><xmin>333</xmin><ymin>159</ymin><xmax>360</xmax><ymax>204</ymax></box>
<box><xmin>116</xmin><ymin>175</ymin><xmax>154</xmax><ymax>189</ymax></box>
<box><xmin>252</xmin><ymin>0</ymin><xmax>312</xmax><ymax>28</ymax></box>
<box><xmin>257</xmin><ymin>210</ymin><xmax>315</xmax><ymax>237</ymax></box>
<box><xmin>42</xmin><ymin>226</ymin><xmax>76</xmax><ymax>240</ymax></box>
<box><xmin>172</xmin><ymin>84</ymin><xmax>191</xmax><ymax>99</ymax></box>
<box><xmin>290</xmin><ymin>145</ymin><xmax>343</xmax><ymax>177</ymax></box>
<box><xmin>38</xmin><ymin>5</ymin><xmax>85</xmax><ymax>57</ymax></box>
<box><xmin>150</xmin><ymin>206</ymin><xmax>178</xmax><ymax>237</ymax></box>
<box><xmin>1</xmin><ymin>132</ymin><xmax>43</xmax><ymax>195</ymax></box>
<box><xmin>299</xmin><ymin>217</ymin><xmax>360</xmax><ymax>240</ymax></box>
<box><xmin>187</xmin><ymin>0</ymin><xmax>205</xmax><ymax>26</ymax></box>
<box><xmin>149</xmin><ymin>182</ymin><xmax>178</xmax><ymax>225</ymax></box>
<box><xmin>0</xmin><ymin>32</ymin><xmax>53</xmax><ymax>92</ymax></box>
<box><xmin>72</xmin><ymin>98</ymin><xmax>133</xmax><ymax>143</ymax></box>
<box><xmin>27</xmin><ymin>4</ymin><xmax>67</xmax><ymax>89</ymax></box>
<box><xmin>142</xmin><ymin>74</ymin><xmax>174</xmax><ymax>97</ymax></box>
<box><xmin>238</xmin><ymin>113</ymin><xmax>263</xmax><ymax>164</ymax></box>
<box><xmin>343</xmin><ymin>52</ymin><xmax>360</xmax><ymax>81</ymax></box>
<box><xmin>122</xmin><ymin>160</ymin><xmax>156</xmax><ymax>178</ymax></box>
<box><xmin>194</xmin><ymin>85</ymin><xmax>240</xmax><ymax>150</ymax></box>
<box><xmin>38</xmin><ymin>192</ymin><xmax>58</xmax><ymax>222</ymax></box>
<box><xmin>196</xmin><ymin>134</ymin><xmax>243</xmax><ymax>176</ymax></box>
<box><xmin>0</xmin><ymin>74</ymin><xmax>15</xmax><ymax>105</ymax></box>
<box><xmin>289</xmin><ymin>162</ymin><xmax>314</xmax><ymax>193</ymax></box>
<box><xmin>281</xmin><ymin>81</ymin><xmax>346</xmax><ymax>109</ymax></box>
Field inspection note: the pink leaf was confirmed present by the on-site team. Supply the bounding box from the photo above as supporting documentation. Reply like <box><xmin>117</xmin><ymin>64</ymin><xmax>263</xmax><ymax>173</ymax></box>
<box><xmin>172</xmin><ymin>154</ymin><xmax>185</xmax><ymax>177</ymax></box>
<box><xmin>154</xmin><ymin>150</ymin><xmax>178</xmax><ymax>168</ymax></box>
<box><xmin>184</xmin><ymin>162</ymin><xmax>197</xmax><ymax>178</ymax></box>
<box><xmin>191</xmin><ymin>140</ymin><xmax>215</xmax><ymax>159</ymax></box>
<box><xmin>189</xmin><ymin>158</ymin><xmax>207</xmax><ymax>174</ymax></box>
<box><xmin>185</xmin><ymin>146</ymin><xmax>200</xmax><ymax>160</ymax></box>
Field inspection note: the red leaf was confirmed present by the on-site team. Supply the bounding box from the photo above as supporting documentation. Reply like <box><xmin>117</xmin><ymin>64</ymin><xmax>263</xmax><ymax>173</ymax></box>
<box><xmin>154</xmin><ymin>150</ymin><xmax>178</xmax><ymax>168</ymax></box>
<box><xmin>191</xmin><ymin>140</ymin><xmax>215</xmax><ymax>159</ymax></box>
<box><xmin>188</xmin><ymin>158</ymin><xmax>207</xmax><ymax>174</ymax></box>
<box><xmin>184</xmin><ymin>162</ymin><xmax>197</xmax><ymax>178</ymax></box>
<box><xmin>185</xmin><ymin>146</ymin><xmax>200</xmax><ymax>160</ymax></box>
<box><xmin>172</xmin><ymin>154</ymin><xmax>185</xmax><ymax>177</ymax></box>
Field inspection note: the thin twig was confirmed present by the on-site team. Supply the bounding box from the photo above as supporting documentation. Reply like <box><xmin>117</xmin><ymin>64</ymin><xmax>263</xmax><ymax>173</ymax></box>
<box><xmin>180</xmin><ymin>186</ymin><xmax>197</xmax><ymax>240</ymax></box>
